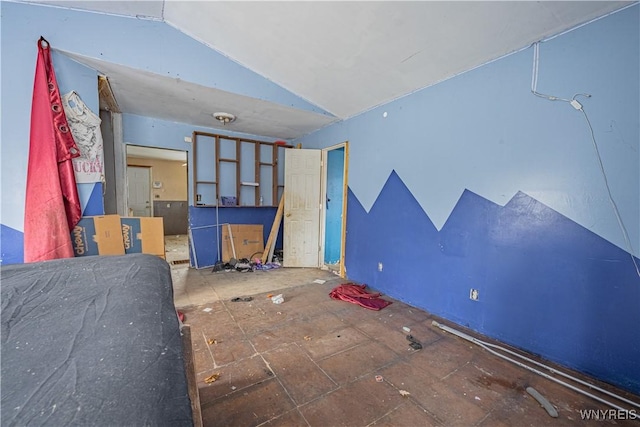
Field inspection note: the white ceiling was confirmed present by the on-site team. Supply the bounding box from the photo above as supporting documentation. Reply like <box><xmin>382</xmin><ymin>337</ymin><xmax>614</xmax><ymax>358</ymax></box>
<box><xmin>61</xmin><ymin>51</ymin><xmax>337</xmax><ymax>140</ymax></box>
<box><xmin>21</xmin><ymin>0</ymin><xmax>632</xmax><ymax>139</ymax></box>
<box><xmin>165</xmin><ymin>1</ymin><xmax>631</xmax><ymax>119</ymax></box>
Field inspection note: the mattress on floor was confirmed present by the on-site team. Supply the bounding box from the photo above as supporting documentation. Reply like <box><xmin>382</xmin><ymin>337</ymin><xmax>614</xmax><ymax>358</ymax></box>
<box><xmin>1</xmin><ymin>254</ymin><xmax>193</xmax><ymax>426</ymax></box>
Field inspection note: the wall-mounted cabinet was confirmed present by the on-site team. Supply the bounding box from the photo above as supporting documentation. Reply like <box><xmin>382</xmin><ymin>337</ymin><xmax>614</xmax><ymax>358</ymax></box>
<box><xmin>192</xmin><ymin>131</ymin><xmax>291</xmax><ymax>207</ymax></box>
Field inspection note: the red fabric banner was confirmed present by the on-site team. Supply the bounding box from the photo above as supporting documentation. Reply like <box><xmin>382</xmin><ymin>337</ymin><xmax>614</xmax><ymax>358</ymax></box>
<box><xmin>24</xmin><ymin>37</ymin><xmax>82</xmax><ymax>263</ymax></box>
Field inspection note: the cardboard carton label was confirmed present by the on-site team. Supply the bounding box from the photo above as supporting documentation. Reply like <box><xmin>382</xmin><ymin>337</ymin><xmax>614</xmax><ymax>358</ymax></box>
<box><xmin>71</xmin><ymin>215</ymin><xmax>124</xmax><ymax>256</ymax></box>
<box><xmin>120</xmin><ymin>217</ymin><xmax>165</xmax><ymax>257</ymax></box>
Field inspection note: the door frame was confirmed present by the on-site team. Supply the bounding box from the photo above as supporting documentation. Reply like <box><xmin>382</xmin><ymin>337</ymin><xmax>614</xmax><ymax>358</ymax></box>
<box><xmin>319</xmin><ymin>141</ymin><xmax>349</xmax><ymax>277</ymax></box>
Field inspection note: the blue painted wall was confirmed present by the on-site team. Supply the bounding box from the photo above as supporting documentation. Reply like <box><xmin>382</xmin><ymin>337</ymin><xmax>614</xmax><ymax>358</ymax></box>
<box><xmin>348</xmin><ymin>172</ymin><xmax>640</xmax><ymax>393</ymax></box>
<box><xmin>0</xmin><ymin>1</ymin><xmax>304</xmax><ymax>264</ymax></box>
<box><xmin>0</xmin><ymin>225</ymin><xmax>25</xmax><ymax>265</ymax></box>
<box><xmin>1</xmin><ymin>0</ymin><xmax>638</xmax><ymax>395</ymax></box>
<box><xmin>297</xmin><ymin>6</ymin><xmax>640</xmax><ymax>394</ymax></box>
<box><xmin>0</xmin><ymin>16</ymin><xmax>104</xmax><ymax>264</ymax></box>
<box><xmin>325</xmin><ymin>147</ymin><xmax>344</xmax><ymax>264</ymax></box>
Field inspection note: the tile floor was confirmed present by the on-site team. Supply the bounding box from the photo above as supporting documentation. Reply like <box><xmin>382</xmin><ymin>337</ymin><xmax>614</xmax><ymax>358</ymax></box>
<box><xmin>167</xmin><ymin>237</ymin><xmax>639</xmax><ymax>426</ymax></box>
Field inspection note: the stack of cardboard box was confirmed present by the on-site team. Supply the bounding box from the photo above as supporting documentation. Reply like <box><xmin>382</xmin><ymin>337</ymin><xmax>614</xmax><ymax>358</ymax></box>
<box><xmin>71</xmin><ymin>215</ymin><xmax>165</xmax><ymax>259</ymax></box>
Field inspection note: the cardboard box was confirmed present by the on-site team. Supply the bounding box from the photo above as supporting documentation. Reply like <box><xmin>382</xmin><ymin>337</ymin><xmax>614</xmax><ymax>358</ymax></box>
<box><xmin>120</xmin><ymin>217</ymin><xmax>166</xmax><ymax>259</ymax></box>
<box><xmin>71</xmin><ymin>215</ymin><xmax>125</xmax><ymax>257</ymax></box>
<box><xmin>221</xmin><ymin>224</ymin><xmax>263</xmax><ymax>262</ymax></box>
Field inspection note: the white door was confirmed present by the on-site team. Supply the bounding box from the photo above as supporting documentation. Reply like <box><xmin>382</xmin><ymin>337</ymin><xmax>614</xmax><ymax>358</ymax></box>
<box><xmin>283</xmin><ymin>149</ymin><xmax>322</xmax><ymax>267</ymax></box>
<box><xmin>127</xmin><ymin>166</ymin><xmax>152</xmax><ymax>217</ymax></box>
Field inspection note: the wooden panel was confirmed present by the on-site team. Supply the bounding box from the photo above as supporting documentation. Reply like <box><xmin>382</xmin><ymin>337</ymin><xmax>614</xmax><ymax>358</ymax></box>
<box><xmin>262</xmin><ymin>193</ymin><xmax>285</xmax><ymax>264</ymax></box>
<box><xmin>181</xmin><ymin>324</ymin><xmax>203</xmax><ymax>427</ymax></box>
<box><xmin>192</xmin><ymin>131</ymin><xmax>295</xmax><ymax>208</ymax></box>
<box><xmin>98</xmin><ymin>75</ymin><xmax>121</xmax><ymax>113</ymax></box>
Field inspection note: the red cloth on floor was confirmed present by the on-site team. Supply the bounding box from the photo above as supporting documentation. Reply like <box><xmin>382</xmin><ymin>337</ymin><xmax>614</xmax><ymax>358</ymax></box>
<box><xmin>24</xmin><ymin>37</ymin><xmax>81</xmax><ymax>263</ymax></box>
<box><xmin>329</xmin><ymin>283</ymin><xmax>392</xmax><ymax>311</ymax></box>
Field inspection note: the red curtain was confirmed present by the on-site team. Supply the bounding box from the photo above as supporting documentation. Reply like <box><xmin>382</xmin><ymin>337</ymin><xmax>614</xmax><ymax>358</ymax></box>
<box><xmin>24</xmin><ymin>37</ymin><xmax>82</xmax><ymax>262</ymax></box>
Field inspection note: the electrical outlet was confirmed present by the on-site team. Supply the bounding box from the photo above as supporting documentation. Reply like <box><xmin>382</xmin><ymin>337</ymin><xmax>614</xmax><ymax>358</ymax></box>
<box><xmin>470</xmin><ymin>289</ymin><xmax>479</xmax><ymax>301</ymax></box>
<box><xmin>378</xmin><ymin>262</ymin><xmax>383</xmax><ymax>272</ymax></box>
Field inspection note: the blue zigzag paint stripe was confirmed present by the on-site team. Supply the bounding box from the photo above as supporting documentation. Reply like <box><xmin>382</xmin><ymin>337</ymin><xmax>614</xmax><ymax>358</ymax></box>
<box><xmin>346</xmin><ymin>170</ymin><xmax>640</xmax><ymax>394</ymax></box>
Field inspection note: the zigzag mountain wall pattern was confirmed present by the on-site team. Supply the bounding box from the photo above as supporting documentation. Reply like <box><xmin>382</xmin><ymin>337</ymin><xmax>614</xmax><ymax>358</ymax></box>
<box><xmin>346</xmin><ymin>170</ymin><xmax>640</xmax><ymax>394</ymax></box>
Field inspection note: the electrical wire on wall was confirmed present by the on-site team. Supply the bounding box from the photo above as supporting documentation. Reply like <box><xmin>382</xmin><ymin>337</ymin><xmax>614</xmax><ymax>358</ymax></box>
<box><xmin>530</xmin><ymin>42</ymin><xmax>640</xmax><ymax>278</ymax></box>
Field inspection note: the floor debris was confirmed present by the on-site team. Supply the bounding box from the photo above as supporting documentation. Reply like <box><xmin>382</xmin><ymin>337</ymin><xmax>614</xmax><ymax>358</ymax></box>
<box><xmin>526</xmin><ymin>386</ymin><xmax>559</xmax><ymax>418</ymax></box>
<box><xmin>304</xmin><ymin>336</ymin><xmax>312</xmax><ymax>341</ymax></box>
<box><xmin>399</xmin><ymin>390</ymin><xmax>411</xmax><ymax>397</ymax></box>
<box><xmin>204</xmin><ymin>373</ymin><xmax>221</xmax><ymax>384</ymax></box>
<box><xmin>375</xmin><ymin>375</ymin><xmax>383</xmax><ymax>383</ymax></box>
<box><xmin>313</xmin><ymin>279</ymin><xmax>326</xmax><ymax>284</ymax></box>
<box><xmin>202</xmin><ymin>307</ymin><xmax>213</xmax><ymax>313</ymax></box>
<box><xmin>231</xmin><ymin>297</ymin><xmax>253</xmax><ymax>302</ymax></box>
<box><xmin>207</xmin><ymin>338</ymin><xmax>217</xmax><ymax>345</ymax></box>
<box><xmin>406</xmin><ymin>334</ymin><xmax>423</xmax><ymax>350</ymax></box>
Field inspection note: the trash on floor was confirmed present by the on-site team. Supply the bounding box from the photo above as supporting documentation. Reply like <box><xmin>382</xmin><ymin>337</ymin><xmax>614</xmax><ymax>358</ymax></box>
<box><xmin>271</xmin><ymin>294</ymin><xmax>284</xmax><ymax>304</ymax></box>
<box><xmin>329</xmin><ymin>283</ymin><xmax>392</xmax><ymax>311</ymax></box>
<box><xmin>313</xmin><ymin>279</ymin><xmax>326</xmax><ymax>284</ymax></box>
<box><xmin>375</xmin><ymin>375</ymin><xmax>384</xmax><ymax>383</ymax></box>
<box><xmin>526</xmin><ymin>386</ymin><xmax>559</xmax><ymax>418</ymax></box>
<box><xmin>207</xmin><ymin>338</ymin><xmax>217</xmax><ymax>345</ymax></box>
<box><xmin>231</xmin><ymin>296</ymin><xmax>253</xmax><ymax>302</ymax></box>
<box><xmin>212</xmin><ymin>257</ymin><xmax>255</xmax><ymax>273</ymax></box>
<box><xmin>399</xmin><ymin>390</ymin><xmax>411</xmax><ymax>397</ymax></box>
<box><xmin>406</xmin><ymin>334</ymin><xmax>423</xmax><ymax>350</ymax></box>
<box><xmin>254</xmin><ymin>262</ymin><xmax>281</xmax><ymax>271</ymax></box>
<box><xmin>304</xmin><ymin>335</ymin><xmax>312</xmax><ymax>341</ymax></box>
<box><xmin>402</xmin><ymin>326</ymin><xmax>411</xmax><ymax>333</ymax></box>
<box><xmin>204</xmin><ymin>373</ymin><xmax>220</xmax><ymax>384</ymax></box>
<box><xmin>202</xmin><ymin>307</ymin><xmax>213</xmax><ymax>313</ymax></box>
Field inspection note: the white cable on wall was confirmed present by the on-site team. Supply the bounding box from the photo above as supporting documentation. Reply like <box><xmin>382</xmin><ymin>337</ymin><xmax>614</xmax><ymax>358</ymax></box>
<box><xmin>530</xmin><ymin>42</ymin><xmax>640</xmax><ymax>278</ymax></box>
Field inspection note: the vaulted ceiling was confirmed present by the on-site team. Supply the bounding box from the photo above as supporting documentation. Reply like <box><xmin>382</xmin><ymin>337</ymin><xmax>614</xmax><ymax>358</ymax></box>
<box><xmin>19</xmin><ymin>0</ymin><xmax>632</xmax><ymax>139</ymax></box>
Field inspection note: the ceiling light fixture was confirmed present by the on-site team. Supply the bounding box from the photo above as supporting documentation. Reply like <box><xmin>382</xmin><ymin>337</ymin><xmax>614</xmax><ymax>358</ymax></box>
<box><xmin>213</xmin><ymin>112</ymin><xmax>236</xmax><ymax>125</ymax></box>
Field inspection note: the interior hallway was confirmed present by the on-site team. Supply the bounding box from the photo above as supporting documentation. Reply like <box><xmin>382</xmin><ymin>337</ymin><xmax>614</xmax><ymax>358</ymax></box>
<box><xmin>166</xmin><ymin>236</ymin><xmax>639</xmax><ymax>426</ymax></box>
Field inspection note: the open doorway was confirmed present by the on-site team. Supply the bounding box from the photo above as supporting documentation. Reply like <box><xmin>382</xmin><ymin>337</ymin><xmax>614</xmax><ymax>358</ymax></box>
<box><xmin>126</xmin><ymin>145</ymin><xmax>189</xmax><ymax>264</ymax></box>
<box><xmin>320</xmin><ymin>142</ymin><xmax>348</xmax><ymax>277</ymax></box>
